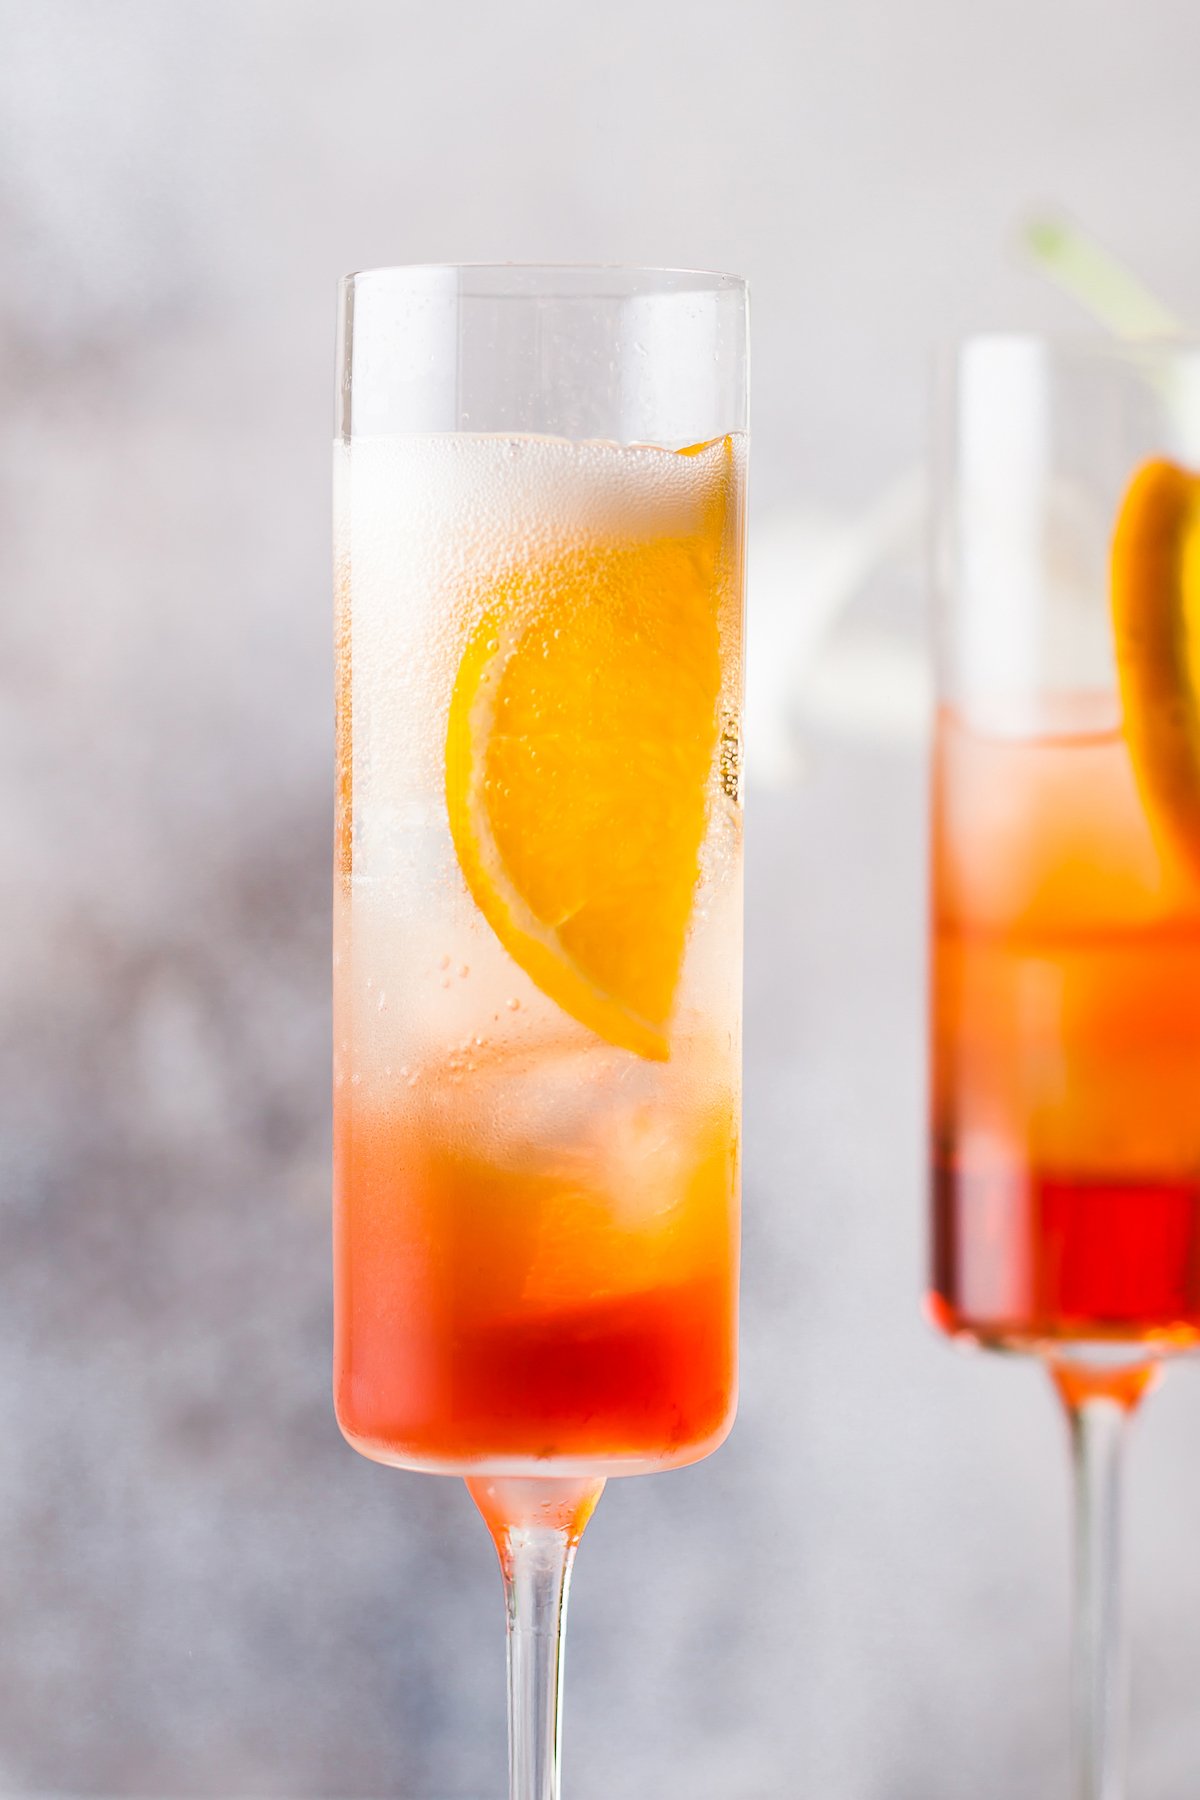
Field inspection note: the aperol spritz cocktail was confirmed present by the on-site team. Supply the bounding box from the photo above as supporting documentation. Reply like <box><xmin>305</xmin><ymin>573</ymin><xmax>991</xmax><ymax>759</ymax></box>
<box><xmin>928</xmin><ymin>337</ymin><xmax>1200</xmax><ymax>1800</ymax></box>
<box><xmin>333</xmin><ymin>265</ymin><xmax>747</xmax><ymax>1800</ymax></box>
<box><xmin>334</xmin><ymin>430</ymin><xmax>745</xmax><ymax>1473</ymax></box>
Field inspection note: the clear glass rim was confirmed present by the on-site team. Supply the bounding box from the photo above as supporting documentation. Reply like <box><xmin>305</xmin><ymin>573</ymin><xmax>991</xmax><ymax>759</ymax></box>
<box><xmin>340</xmin><ymin>261</ymin><xmax>748</xmax><ymax>297</ymax></box>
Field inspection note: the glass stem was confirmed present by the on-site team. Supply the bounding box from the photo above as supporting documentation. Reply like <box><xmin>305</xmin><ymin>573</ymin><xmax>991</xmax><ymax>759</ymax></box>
<box><xmin>467</xmin><ymin>1475</ymin><xmax>605</xmax><ymax>1800</ymax></box>
<box><xmin>1051</xmin><ymin>1363</ymin><xmax>1154</xmax><ymax>1800</ymax></box>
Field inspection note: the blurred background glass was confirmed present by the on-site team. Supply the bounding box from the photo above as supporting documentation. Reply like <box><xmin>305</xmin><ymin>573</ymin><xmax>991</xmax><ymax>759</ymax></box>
<box><xmin>1</xmin><ymin>2</ymin><xmax>1198</xmax><ymax>1795</ymax></box>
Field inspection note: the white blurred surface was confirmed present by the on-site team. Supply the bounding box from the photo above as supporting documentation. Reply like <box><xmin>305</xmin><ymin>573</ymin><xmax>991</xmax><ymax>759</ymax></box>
<box><xmin>1</xmin><ymin>1</ymin><xmax>1199</xmax><ymax>1795</ymax></box>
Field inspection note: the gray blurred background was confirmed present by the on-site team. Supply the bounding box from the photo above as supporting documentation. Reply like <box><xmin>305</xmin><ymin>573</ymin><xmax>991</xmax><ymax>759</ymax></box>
<box><xmin>2</xmin><ymin>1</ymin><xmax>1199</xmax><ymax>1795</ymax></box>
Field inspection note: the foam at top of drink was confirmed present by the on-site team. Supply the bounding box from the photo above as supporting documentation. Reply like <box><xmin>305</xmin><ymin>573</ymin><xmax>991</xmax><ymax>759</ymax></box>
<box><xmin>336</xmin><ymin>431</ymin><xmax>741</xmax><ymax>579</ymax></box>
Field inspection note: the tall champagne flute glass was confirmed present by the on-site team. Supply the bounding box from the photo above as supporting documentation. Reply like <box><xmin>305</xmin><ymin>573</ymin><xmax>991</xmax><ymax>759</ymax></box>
<box><xmin>930</xmin><ymin>336</ymin><xmax>1200</xmax><ymax>1800</ymax></box>
<box><xmin>333</xmin><ymin>265</ymin><xmax>747</xmax><ymax>1800</ymax></box>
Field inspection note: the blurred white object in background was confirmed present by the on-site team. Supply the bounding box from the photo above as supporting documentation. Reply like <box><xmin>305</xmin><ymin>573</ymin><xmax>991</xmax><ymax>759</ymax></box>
<box><xmin>746</xmin><ymin>469</ymin><xmax>930</xmax><ymax>783</ymax></box>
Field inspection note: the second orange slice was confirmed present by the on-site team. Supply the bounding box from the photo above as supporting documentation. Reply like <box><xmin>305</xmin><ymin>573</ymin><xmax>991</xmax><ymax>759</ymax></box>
<box><xmin>1112</xmin><ymin>457</ymin><xmax>1200</xmax><ymax>880</ymax></box>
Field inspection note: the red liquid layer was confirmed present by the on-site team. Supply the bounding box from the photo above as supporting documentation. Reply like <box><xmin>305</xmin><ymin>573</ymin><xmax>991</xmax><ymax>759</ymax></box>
<box><xmin>336</xmin><ymin>1274</ymin><xmax>735</xmax><ymax>1469</ymax></box>
<box><xmin>334</xmin><ymin>1093</ymin><xmax>738</xmax><ymax>1472</ymax></box>
<box><xmin>932</xmin><ymin>1153</ymin><xmax>1200</xmax><ymax>1346</ymax></box>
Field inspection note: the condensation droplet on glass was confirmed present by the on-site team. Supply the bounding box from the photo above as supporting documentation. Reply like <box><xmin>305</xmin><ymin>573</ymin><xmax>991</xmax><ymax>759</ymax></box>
<box><xmin>458</xmin><ymin>964</ymin><xmax>470</xmax><ymax>979</ymax></box>
<box><xmin>438</xmin><ymin>953</ymin><xmax>451</xmax><ymax>971</ymax></box>
<box><xmin>506</xmin><ymin>996</ymin><xmax>521</xmax><ymax>1011</ymax></box>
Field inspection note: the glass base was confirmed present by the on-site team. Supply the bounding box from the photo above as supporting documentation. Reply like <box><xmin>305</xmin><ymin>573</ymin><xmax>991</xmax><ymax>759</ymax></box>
<box><xmin>337</xmin><ymin>1409</ymin><xmax>735</xmax><ymax>1480</ymax></box>
<box><xmin>924</xmin><ymin>1292</ymin><xmax>1200</xmax><ymax>1363</ymax></box>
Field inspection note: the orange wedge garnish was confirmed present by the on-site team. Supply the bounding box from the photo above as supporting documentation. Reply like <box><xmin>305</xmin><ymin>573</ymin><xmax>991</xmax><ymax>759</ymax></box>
<box><xmin>1112</xmin><ymin>457</ymin><xmax>1200</xmax><ymax>879</ymax></box>
<box><xmin>445</xmin><ymin>447</ymin><xmax>731</xmax><ymax>1060</ymax></box>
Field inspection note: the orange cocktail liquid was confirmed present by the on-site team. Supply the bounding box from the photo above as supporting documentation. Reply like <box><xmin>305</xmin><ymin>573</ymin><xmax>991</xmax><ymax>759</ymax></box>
<box><xmin>334</xmin><ymin>433</ymin><xmax>744</xmax><ymax>1474</ymax></box>
<box><xmin>931</xmin><ymin>703</ymin><xmax>1200</xmax><ymax>1350</ymax></box>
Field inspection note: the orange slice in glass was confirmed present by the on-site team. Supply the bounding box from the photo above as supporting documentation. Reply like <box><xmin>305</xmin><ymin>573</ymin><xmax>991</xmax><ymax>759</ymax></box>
<box><xmin>1111</xmin><ymin>457</ymin><xmax>1200</xmax><ymax>879</ymax></box>
<box><xmin>445</xmin><ymin>456</ymin><xmax>729</xmax><ymax>1060</ymax></box>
